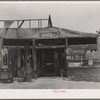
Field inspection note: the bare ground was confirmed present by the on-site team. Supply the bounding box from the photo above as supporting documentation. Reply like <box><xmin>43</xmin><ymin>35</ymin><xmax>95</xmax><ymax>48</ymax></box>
<box><xmin>0</xmin><ymin>77</ymin><xmax>100</xmax><ymax>89</ymax></box>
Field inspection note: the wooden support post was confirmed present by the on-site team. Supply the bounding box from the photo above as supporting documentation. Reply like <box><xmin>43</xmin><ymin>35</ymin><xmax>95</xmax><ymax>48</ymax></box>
<box><xmin>8</xmin><ymin>48</ymin><xmax>13</xmax><ymax>80</ymax></box>
<box><xmin>61</xmin><ymin>50</ymin><xmax>63</xmax><ymax>69</ymax></box>
<box><xmin>29</xmin><ymin>21</ymin><xmax>31</xmax><ymax>28</ymax></box>
<box><xmin>41</xmin><ymin>50</ymin><xmax>45</xmax><ymax>76</ymax></box>
<box><xmin>17</xmin><ymin>21</ymin><xmax>19</xmax><ymax>28</ymax></box>
<box><xmin>0</xmin><ymin>37</ymin><xmax>3</xmax><ymax>78</ymax></box>
<box><xmin>54</xmin><ymin>51</ymin><xmax>58</xmax><ymax>75</ymax></box>
<box><xmin>32</xmin><ymin>39</ymin><xmax>37</xmax><ymax>79</ymax></box>
<box><xmin>38</xmin><ymin>20</ymin><xmax>39</xmax><ymax>28</ymax></box>
<box><xmin>17</xmin><ymin>47</ymin><xmax>21</xmax><ymax>77</ymax></box>
<box><xmin>32</xmin><ymin>48</ymin><xmax>37</xmax><ymax>78</ymax></box>
<box><xmin>97</xmin><ymin>35</ymin><xmax>100</xmax><ymax>51</ymax></box>
<box><xmin>64</xmin><ymin>38</ymin><xmax>68</xmax><ymax>77</ymax></box>
<box><xmin>40</xmin><ymin>20</ymin><xmax>42</xmax><ymax>28</ymax></box>
<box><xmin>60</xmin><ymin>59</ymin><xmax>64</xmax><ymax>78</ymax></box>
<box><xmin>25</xmin><ymin>43</ymin><xmax>31</xmax><ymax>82</ymax></box>
<box><xmin>36</xmin><ymin>50</ymin><xmax>41</xmax><ymax>77</ymax></box>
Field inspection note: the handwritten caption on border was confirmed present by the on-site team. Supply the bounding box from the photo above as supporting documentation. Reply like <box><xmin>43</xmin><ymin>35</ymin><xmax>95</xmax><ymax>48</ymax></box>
<box><xmin>53</xmin><ymin>90</ymin><xmax>66</xmax><ymax>93</ymax></box>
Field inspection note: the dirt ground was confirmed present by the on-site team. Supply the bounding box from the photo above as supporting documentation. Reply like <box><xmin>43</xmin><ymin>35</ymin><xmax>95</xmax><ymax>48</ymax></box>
<box><xmin>0</xmin><ymin>77</ymin><xmax>100</xmax><ymax>89</ymax></box>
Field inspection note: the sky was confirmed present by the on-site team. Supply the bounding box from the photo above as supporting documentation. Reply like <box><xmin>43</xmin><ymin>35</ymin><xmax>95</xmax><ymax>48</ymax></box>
<box><xmin>0</xmin><ymin>1</ymin><xmax>100</xmax><ymax>33</ymax></box>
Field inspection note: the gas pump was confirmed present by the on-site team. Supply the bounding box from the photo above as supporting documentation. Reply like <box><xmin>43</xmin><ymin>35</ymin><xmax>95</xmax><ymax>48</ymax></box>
<box><xmin>1</xmin><ymin>48</ymin><xmax>13</xmax><ymax>83</ymax></box>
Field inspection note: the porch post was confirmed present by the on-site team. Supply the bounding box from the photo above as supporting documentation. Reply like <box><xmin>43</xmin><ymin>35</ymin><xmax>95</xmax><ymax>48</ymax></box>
<box><xmin>0</xmin><ymin>37</ymin><xmax>3</xmax><ymax>78</ymax></box>
<box><xmin>17</xmin><ymin>47</ymin><xmax>21</xmax><ymax>77</ymax></box>
<box><xmin>54</xmin><ymin>51</ymin><xmax>59</xmax><ymax>75</ymax></box>
<box><xmin>97</xmin><ymin>35</ymin><xmax>100</xmax><ymax>51</ymax></box>
<box><xmin>32</xmin><ymin>39</ymin><xmax>37</xmax><ymax>79</ymax></box>
<box><xmin>25</xmin><ymin>43</ymin><xmax>31</xmax><ymax>82</ymax></box>
<box><xmin>41</xmin><ymin>50</ymin><xmax>45</xmax><ymax>76</ymax></box>
<box><xmin>64</xmin><ymin>38</ymin><xmax>68</xmax><ymax>77</ymax></box>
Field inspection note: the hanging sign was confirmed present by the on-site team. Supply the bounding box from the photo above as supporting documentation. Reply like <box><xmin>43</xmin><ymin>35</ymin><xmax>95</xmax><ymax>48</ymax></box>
<box><xmin>40</xmin><ymin>32</ymin><xmax>58</xmax><ymax>38</ymax></box>
<box><xmin>2</xmin><ymin>48</ymin><xmax>8</xmax><ymax>55</ymax></box>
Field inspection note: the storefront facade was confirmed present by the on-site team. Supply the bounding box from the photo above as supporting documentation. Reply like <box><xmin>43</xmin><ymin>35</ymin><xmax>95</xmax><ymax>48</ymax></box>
<box><xmin>0</xmin><ymin>17</ymin><xmax>99</xmax><ymax>82</ymax></box>
<box><xmin>0</xmin><ymin>26</ymin><xmax>68</xmax><ymax>81</ymax></box>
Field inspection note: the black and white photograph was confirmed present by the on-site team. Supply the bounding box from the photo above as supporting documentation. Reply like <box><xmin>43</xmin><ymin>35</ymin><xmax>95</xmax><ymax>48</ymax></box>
<box><xmin>0</xmin><ymin>1</ymin><xmax>100</xmax><ymax>90</ymax></box>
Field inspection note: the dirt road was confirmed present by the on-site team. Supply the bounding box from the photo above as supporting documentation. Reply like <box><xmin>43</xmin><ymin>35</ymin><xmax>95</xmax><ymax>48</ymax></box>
<box><xmin>0</xmin><ymin>77</ymin><xmax>100</xmax><ymax>89</ymax></box>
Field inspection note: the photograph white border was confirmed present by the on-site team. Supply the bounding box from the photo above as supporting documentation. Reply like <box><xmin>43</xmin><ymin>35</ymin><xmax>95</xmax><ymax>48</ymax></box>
<box><xmin>0</xmin><ymin>1</ymin><xmax>100</xmax><ymax>99</ymax></box>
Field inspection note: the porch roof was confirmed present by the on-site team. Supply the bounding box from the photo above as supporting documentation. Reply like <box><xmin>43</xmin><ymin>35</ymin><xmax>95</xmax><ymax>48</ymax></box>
<box><xmin>0</xmin><ymin>26</ymin><xmax>97</xmax><ymax>39</ymax></box>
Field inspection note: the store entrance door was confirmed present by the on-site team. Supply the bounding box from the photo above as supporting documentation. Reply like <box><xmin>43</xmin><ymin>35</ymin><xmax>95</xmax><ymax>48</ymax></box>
<box><xmin>44</xmin><ymin>49</ymin><xmax>55</xmax><ymax>76</ymax></box>
<box><xmin>37</xmin><ymin>48</ymin><xmax>66</xmax><ymax>77</ymax></box>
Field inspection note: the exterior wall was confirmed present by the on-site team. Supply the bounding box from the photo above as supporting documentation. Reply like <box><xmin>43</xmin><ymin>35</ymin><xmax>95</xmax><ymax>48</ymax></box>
<box><xmin>0</xmin><ymin>27</ymin><xmax>99</xmax><ymax>80</ymax></box>
<box><xmin>66</xmin><ymin>41</ymin><xmax>100</xmax><ymax>81</ymax></box>
<box><xmin>67</xmin><ymin>67</ymin><xmax>100</xmax><ymax>82</ymax></box>
<box><xmin>66</xmin><ymin>44</ymin><xmax>97</xmax><ymax>67</ymax></box>
<box><xmin>85</xmin><ymin>37</ymin><xmax>100</xmax><ymax>65</ymax></box>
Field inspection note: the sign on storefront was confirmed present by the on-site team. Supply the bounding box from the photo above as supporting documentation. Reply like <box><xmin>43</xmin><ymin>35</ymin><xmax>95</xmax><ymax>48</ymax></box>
<box><xmin>66</xmin><ymin>48</ymin><xmax>85</xmax><ymax>54</ymax></box>
<box><xmin>88</xmin><ymin>59</ymin><xmax>93</xmax><ymax>66</ymax></box>
<box><xmin>68</xmin><ymin>62</ymin><xmax>82</xmax><ymax>67</ymax></box>
<box><xmin>2</xmin><ymin>48</ymin><xmax>8</xmax><ymax>55</ymax></box>
<box><xmin>39</xmin><ymin>32</ymin><xmax>58</xmax><ymax>38</ymax></box>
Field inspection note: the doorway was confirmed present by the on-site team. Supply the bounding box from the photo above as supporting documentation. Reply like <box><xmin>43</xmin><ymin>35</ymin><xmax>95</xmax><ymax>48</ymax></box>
<box><xmin>37</xmin><ymin>48</ymin><xmax>65</xmax><ymax>77</ymax></box>
<box><xmin>44</xmin><ymin>49</ymin><xmax>55</xmax><ymax>75</ymax></box>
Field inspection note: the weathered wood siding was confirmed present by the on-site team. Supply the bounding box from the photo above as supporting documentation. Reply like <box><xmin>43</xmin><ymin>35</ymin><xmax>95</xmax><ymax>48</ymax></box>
<box><xmin>67</xmin><ymin>67</ymin><xmax>100</xmax><ymax>82</ymax></box>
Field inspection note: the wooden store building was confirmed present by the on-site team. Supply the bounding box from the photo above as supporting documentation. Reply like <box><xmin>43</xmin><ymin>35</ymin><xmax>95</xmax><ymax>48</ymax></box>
<box><xmin>0</xmin><ymin>16</ymin><xmax>99</xmax><ymax>82</ymax></box>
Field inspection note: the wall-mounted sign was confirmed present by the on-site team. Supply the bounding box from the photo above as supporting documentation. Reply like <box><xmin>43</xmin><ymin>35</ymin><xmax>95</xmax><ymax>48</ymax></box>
<box><xmin>2</xmin><ymin>48</ymin><xmax>8</xmax><ymax>56</ymax></box>
<box><xmin>66</xmin><ymin>48</ymin><xmax>85</xmax><ymax>54</ymax></box>
<box><xmin>68</xmin><ymin>62</ymin><xmax>82</xmax><ymax>67</ymax></box>
<box><xmin>40</xmin><ymin>32</ymin><xmax>58</xmax><ymax>38</ymax></box>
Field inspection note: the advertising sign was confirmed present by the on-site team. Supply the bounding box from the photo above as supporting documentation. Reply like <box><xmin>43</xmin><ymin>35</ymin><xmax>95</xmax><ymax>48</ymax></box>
<box><xmin>66</xmin><ymin>48</ymin><xmax>85</xmax><ymax>54</ymax></box>
<box><xmin>2</xmin><ymin>48</ymin><xmax>8</xmax><ymax>56</ymax></box>
<box><xmin>40</xmin><ymin>32</ymin><xmax>58</xmax><ymax>38</ymax></box>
